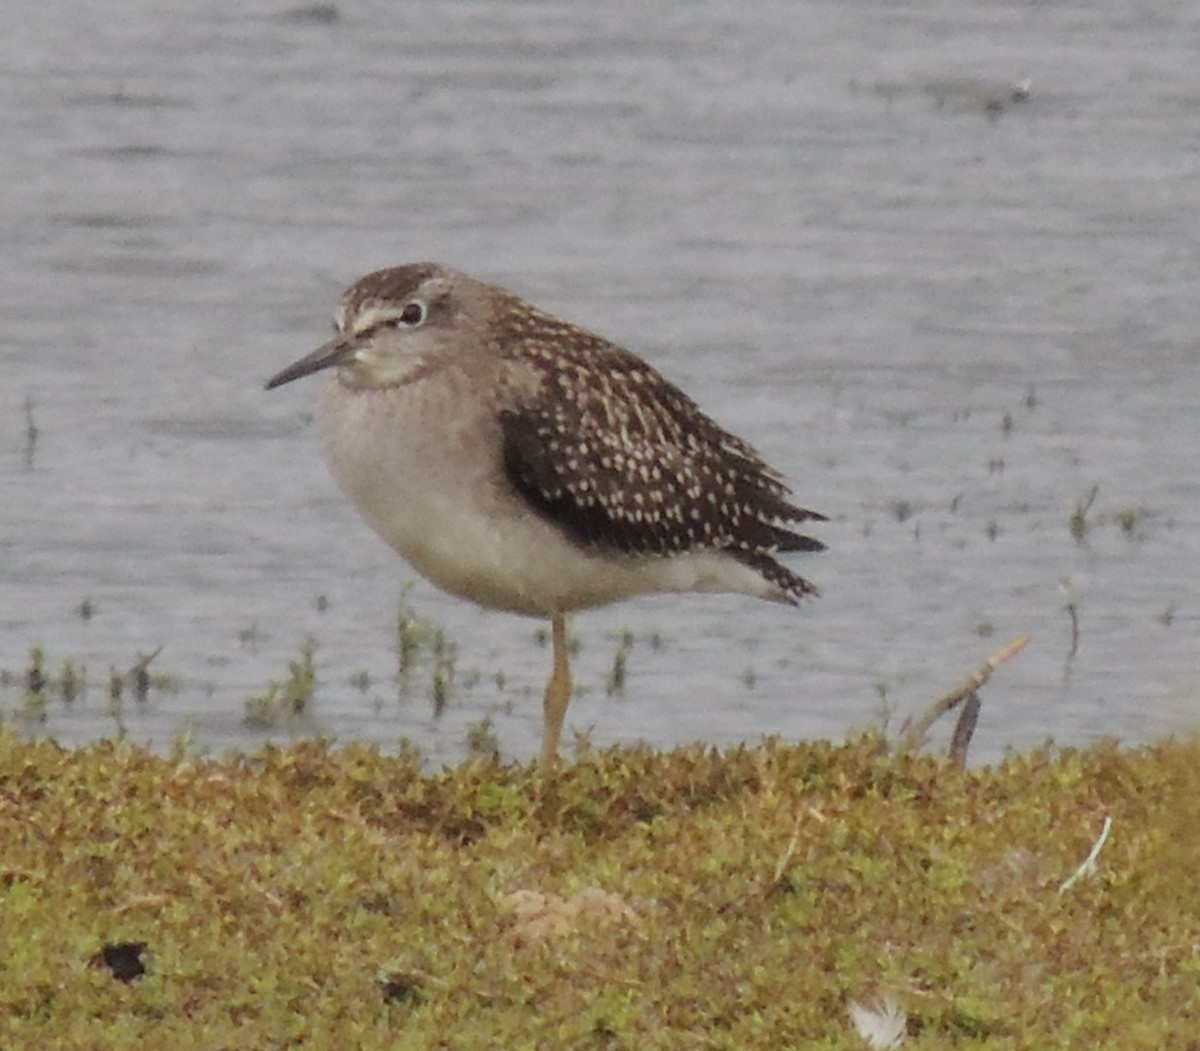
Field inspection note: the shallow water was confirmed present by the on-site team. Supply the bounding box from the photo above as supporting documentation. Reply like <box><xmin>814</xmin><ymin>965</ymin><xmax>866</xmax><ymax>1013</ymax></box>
<box><xmin>3</xmin><ymin>0</ymin><xmax>1198</xmax><ymax>764</ymax></box>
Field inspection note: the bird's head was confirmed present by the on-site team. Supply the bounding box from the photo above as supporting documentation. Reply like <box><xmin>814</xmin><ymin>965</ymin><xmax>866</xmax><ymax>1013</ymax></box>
<box><xmin>265</xmin><ymin>262</ymin><xmax>487</xmax><ymax>392</ymax></box>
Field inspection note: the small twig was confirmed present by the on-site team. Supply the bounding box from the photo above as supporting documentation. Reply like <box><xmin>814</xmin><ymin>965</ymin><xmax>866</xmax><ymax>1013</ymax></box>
<box><xmin>762</xmin><ymin>807</ymin><xmax>827</xmax><ymax>897</ymax></box>
<box><xmin>1069</xmin><ymin>483</ymin><xmax>1099</xmax><ymax>544</ymax></box>
<box><xmin>577</xmin><ymin>958</ymin><xmax>647</xmax><ymax>991</ymax></box>
<box><xmin>947</xmin><ymin>690</ymin><xmax>981</xmax><ymax>767</ymax></box>
<box><xmin>1065</xmin><ymin>601</ymin><xmax>1080</xmax><ymax>661</ymax></box>
<box><xmin>897</xmin><ymin>635</ymin><xmax>1029</xmax><ymax>755</ymax></box>
<box><xmin>129</xmin><ymin>646</ymin><xmax>164</xmax><ymax>703</ymax></box>
<box><xmin>1059</xmin><ymin>815</ymin><xmax>1112</xmax><ymax>893</ymax></box>
<box><xmin>768</xmin><ymin>819</ymin><xmax>802</xmax><ymax>892</ymax></box>
<box><xmin>246</xmin><ymin>878</ymin><xmax>285</xmax><ymax>914</ymax></box>
<box><xmin>114</xmin><ymin>893</ymin><xmax>169</xmax><ymax>915</ymax></box>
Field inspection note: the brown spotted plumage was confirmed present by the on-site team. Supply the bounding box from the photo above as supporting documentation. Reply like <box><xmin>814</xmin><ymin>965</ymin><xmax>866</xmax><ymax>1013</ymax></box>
<box><xmin>266</xmin><ymin>262</ymin><xmax>825</xmax><ymax>767</ymax></box>
<box><xmin>493</xmin><ymin>303</ymin><xmax>824</xmax><ymax>594</ymax></box>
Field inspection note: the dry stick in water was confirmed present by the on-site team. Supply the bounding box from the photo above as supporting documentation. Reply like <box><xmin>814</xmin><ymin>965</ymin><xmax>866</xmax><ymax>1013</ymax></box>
<box><xmin>898</xmin><ymin>634</ymin><xmax>1030</xmax><ymax>760</ymax></box>
<box><xmin>1065</xmin><ymin>600</ymin><xmax>1080</xmax><ymax>662</ymax></box>
<box><xmin>948</xmin><ymin>689</ymin><xmax>982</xmax><ymax>767</ymax></box>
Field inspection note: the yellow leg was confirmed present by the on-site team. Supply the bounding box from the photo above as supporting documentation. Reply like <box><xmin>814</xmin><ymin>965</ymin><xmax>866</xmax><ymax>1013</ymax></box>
<box><xmin>540</xmin><ymin>613</ymin><xmax>572</xmax><ymax>770</ymax></box>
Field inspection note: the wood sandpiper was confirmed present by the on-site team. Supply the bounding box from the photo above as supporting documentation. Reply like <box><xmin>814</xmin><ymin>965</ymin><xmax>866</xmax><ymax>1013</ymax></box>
<box><xmin>266</xmin><ymin>263</ymin><xmax>826</xmax><ymax>768</ymax></box>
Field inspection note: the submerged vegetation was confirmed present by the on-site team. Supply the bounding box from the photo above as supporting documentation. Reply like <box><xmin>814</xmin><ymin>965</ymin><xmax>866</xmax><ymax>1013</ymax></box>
<box><xmin>1</xmin><ymin>730</ymin><xmax>1197</xmax><ymax>1048</ymax></box>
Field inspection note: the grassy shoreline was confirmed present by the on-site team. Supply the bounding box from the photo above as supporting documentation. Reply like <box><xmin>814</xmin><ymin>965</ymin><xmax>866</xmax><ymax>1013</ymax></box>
<box><xmin>2</xmin><ymin>731</ymin><xmax>1196</xmax><ymax>1048</ymax></box>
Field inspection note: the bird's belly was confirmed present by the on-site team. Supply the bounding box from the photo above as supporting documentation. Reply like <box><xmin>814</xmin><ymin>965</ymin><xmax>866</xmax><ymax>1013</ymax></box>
<box><xmin>336</xmin><ymin>475</ymin><xmax>780</xmax><ymax>616</ymax></box>
<box><xmin>322</xmin><ymin>459</ymin><xmax>658</xmax><ymax>616</ymax></box>
<box><xmin>353</xmin><ymin>485</ymin><xmax>581</xmax><ymax>616</ymax></box>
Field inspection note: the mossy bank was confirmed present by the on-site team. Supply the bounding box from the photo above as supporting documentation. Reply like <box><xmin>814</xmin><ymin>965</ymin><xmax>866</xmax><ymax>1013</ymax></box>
<box><xmin>2</xmin><ymin>731</ymin><xmax>1197</xmax><ymax>1048</ymax></box>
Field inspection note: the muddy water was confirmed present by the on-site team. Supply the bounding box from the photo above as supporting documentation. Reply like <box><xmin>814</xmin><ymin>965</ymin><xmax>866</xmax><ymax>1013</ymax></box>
<box><xmin>3</xmin><ymin>0</ymin><xmax>1198</xmax><ymax>764</ymax></box>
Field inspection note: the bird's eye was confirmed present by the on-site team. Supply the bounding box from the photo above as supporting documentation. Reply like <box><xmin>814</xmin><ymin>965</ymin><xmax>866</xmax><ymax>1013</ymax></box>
<box><xmin>395</xmin><ymin>300</ymin><xmax>427</xmax><ymax>327</ymax></box>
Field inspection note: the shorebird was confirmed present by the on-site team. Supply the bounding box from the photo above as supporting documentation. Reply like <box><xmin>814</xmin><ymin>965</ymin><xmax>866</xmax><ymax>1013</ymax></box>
<box><xmin>266</xmin><ymin>263</ymin><xmax>825</xmax><ymax>767</ymax></box>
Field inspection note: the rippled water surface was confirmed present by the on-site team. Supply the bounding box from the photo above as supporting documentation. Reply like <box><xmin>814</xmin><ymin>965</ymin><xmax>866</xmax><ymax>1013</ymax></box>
<box><xmin>3</xmin><ymin>0</ymin><xmax>1198</xmax><ymax>764</ymax></box>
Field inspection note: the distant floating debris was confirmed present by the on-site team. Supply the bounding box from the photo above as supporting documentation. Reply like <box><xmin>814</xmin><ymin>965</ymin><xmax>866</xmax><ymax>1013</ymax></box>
<box><xmin>924</xmin><ymin>77</ymin><xmax>1033</xmax><ymax>115</ymax></box>
<box><xmin>859</xmin><ymin>76</ymin><xmax>1034</xmax><ymax>119</ymax></box>
<box><xmin>275</xmin><ymin>2</ymin><xmax>340</xmax><ymax>24</ymax></box>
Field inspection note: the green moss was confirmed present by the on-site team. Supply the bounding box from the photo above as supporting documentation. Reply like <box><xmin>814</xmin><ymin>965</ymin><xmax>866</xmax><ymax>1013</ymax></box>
<box><xmin>0</xmin><ymin>731</ymin><xmax>1197</xmax><ymax>1047</ymax></box>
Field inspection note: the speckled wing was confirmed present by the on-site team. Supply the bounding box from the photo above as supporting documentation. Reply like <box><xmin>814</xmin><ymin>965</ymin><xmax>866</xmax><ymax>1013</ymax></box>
<box><xmin>495</xmin><ymin>316</ymin><xmax>825</xmax><ymax>599</ymax></box>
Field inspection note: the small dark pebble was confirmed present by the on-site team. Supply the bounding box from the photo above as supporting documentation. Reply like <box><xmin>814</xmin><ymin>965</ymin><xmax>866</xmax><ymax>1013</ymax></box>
<box><xmin>92</xmin><ymin>941</ymin><xmax>147</xmax><ymax>982</ymax></box>
<box><xmin>379</xmin><ymin>971</ymin><xmax>424</xmax><ymax>1005</ymax></box>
